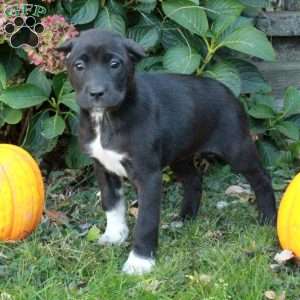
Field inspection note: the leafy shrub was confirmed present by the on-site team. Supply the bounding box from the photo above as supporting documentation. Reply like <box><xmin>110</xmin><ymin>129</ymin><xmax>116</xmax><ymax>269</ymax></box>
<box><xmin>0</xmin><ymin>0</ymin><xmax>299</xmax><ymax>169</ymax></box>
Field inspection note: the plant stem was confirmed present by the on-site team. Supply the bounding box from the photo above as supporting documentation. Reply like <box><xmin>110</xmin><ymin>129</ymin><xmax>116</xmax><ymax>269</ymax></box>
<box><xmin>196</xmin><ymin>38</ymin><xmax>219</xmax><ymax>76</ymax></box>
<box><xmin>197</xmin><ymin>50</ymin><xmax>214</xmax><ymax>76</ymax></box>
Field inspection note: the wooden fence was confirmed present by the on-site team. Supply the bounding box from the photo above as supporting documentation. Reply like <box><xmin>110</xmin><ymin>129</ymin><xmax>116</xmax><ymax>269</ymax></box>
<box><xmin>256</xmin><ymin>0</ymin><xmax>300</xmax><ymax>99</ymax></box>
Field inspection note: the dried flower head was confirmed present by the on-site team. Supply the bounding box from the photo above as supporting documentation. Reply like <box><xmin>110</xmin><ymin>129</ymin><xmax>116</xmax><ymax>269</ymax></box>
<box><xmin>24</xmin><ymin>15</ymin><xmax>78</xmax><ymax>74</ymax></box>
<box><xmin>41</xmin><ymin>0</ymin><xmax>56</xmax><ymax>3</ymax></box>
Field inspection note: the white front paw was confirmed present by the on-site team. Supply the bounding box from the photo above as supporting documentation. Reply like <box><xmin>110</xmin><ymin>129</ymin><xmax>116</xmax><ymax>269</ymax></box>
<box><xmin>122</xmin><ymin>251</ymin><xmax>155</xmax><ymax>275</ymax></box>
<box><xmin>98</xmin><ymin>225</ymin><xmax>128</xmax><ymax>245</ymax></box>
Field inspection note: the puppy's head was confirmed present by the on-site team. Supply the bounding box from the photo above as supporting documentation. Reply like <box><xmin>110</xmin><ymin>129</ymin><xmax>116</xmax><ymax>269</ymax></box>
<box><xmin>57</xmin><ymin>29</ymin><xmax>145</xmax><ymax>112</ymax></box>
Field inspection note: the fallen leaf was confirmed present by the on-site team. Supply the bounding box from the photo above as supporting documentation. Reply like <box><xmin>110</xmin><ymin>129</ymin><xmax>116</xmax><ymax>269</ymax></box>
<box><xmin>161</xmin><ymin>223</ymin><xmax>169</xmax><ymax>229</ymax></box>
<box><xmin>264</xmin><ymin>290</ymin><xmax>276</xmax><ymax>299</ymax></box>
<box><xmin>186</xmin><ymin>272</ymin><xmax>212</xmax><ymax>285</ymax></box>
<box><xmin>130</xmin><ymin>200</ymin><xmax>138</xmax><ymax>207</ymax></box>
<box><xmin>269</xmin><ymin>263</ymin><xmax>281</xmax><ymax>272</ymax></box>
<box><xmin>86</xmin><ymin>225</ymin><xmax>100</xmax><ymax>242</ymax></box>
<box><xmin>129</xmin><ymin>207</ymin><xmax>139</xmax><ymax>219</ymax></box>
<box><xmin>225</xmin><ymin>184</ymin><xmax>253</xmax><ymax>202</ymax></box>
<box><xmin>170</xmin><ymin>221</ymin><xmax>183</xmax><ymax>229</ymax></box>
<box><xmin>274</xmin><ymin>250</ymin><xmax>294</xmax><ymax>264</ymax></box>
<box><xmin>198</xmin><ymin>274</ymin><xmax>212</xmax><ymax>284</ymax></box>
<box><xmin>45</xmin><ymin>210</ymin><xmax>70</xmax><ymax>226</ymax></box>
<box><xmin>139</xmin><ymin>279</ymin><xmax>161</xmax><ymax>292</ymax></box>
<box><xmin>216</xmin><ymin>201</ymin><xmax>229</xmax><ymax>209</ymax></box>
<box><xmin>204</xmin><ymin>230</ymin><xmax>223</xmax><ymax>240</ymax></box>
<box><xmin>161</xmin><ymin>221</ymin><xmax>183</xmax><ymax>230</ymax></box>
<box><xmin>0</xmin><ymin>292</ymin><xmax>13</xmax><ymax>300</ymax></box>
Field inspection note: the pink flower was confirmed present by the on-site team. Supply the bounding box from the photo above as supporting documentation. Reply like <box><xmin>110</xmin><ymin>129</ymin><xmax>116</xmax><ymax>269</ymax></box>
<box><xmin>24</xmin><ymin>15</ymin><xmax>78</xmax><ymax>74</ymax></box>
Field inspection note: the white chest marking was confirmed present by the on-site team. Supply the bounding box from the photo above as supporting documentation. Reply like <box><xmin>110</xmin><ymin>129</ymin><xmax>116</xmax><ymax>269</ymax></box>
<box><xmin>89</xmin><ymin>112</ymin><xmax>127</xmax><ymax>178</ymax></box>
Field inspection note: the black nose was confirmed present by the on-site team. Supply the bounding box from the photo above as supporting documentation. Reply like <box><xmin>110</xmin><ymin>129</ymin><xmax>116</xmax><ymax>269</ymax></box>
<box><xmin>89</xmin><ymin>87</ymin><xmax>105</xmax><ymax>98</ymax></box>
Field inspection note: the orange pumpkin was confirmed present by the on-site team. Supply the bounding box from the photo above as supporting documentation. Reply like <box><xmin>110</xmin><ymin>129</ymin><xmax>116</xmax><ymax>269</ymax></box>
<box><xmin>0</xmin><ymin>144</ymin><xmax>44</xmax><ymax>241</ymax></box>
<box><xmin>277</xmin><ymin>172</ymin><xmax>300</xmax><ymax>257</ymax></box>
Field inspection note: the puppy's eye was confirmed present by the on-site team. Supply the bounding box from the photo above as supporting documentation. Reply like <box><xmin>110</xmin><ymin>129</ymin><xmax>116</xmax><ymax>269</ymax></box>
<box><xmin>110</xmin><ymin>59</ymin><xmax>121</xmax><ymax>69</ymax></box>
<box><xmin>74</xmin><ymin>61</ymin><xmax>85</xmax><ymax>71</ymax></box>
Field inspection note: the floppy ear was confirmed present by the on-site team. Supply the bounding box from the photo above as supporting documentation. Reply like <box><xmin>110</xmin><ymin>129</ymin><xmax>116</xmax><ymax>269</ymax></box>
<box><xmin>123</xmin><ymin>38</ymin><xmax>146</xmax><ymax>63</ymax></box>
<box><xmin>56</xmin><ymin>39</ymin><xmax>73</xmax><ymax>58</ymax></box>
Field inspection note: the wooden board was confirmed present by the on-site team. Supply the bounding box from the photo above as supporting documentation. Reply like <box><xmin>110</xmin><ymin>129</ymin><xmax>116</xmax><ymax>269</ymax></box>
<box><xmin>256</xmin><ymin>11</ymin><xmax>300</xmax><ymax>36</ymax></box>
<box><xmin>255</xmin><ymin>62</ymin><xmax>300</xmax><ymax>99</ymax></box>
<box><xmin>285</xmin><ymin>0</ymin><xmax>300</xmax><ymax>10</ymax></box>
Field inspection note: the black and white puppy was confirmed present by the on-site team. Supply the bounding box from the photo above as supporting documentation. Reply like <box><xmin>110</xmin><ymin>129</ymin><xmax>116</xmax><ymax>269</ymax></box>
<box><xmin>58</xmin><ymin>29</ymin><xmax>277</xmax><ymax>275</ymax></box>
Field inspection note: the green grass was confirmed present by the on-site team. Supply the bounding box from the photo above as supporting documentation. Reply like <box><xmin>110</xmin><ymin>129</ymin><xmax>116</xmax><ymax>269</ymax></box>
<box><xmin>0</xmin><ymin>165</ymin><xmax>299</xmax><ymax>300</ymax></box>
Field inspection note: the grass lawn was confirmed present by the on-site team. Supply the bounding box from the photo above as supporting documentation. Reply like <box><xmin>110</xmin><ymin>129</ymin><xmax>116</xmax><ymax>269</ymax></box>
<box><xmin>0</xmin><ymin>164</ymin><xmax>299</xmax><ymax>300</ymax></box>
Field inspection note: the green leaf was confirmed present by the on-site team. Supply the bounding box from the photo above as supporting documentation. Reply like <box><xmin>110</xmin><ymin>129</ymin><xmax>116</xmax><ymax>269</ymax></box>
<box><xmin>212</xmin><ymin>15</ymin><xmax>239</xmax><ymax>36</ymax></box>
<box><xmin>222</xmin><ymin>16</ymin><xmax>253</xmax><ymax>36</ymax></box>
<box><xmin>248</xmin><ymin>104</ymin><xmax>275</xmax><ymax>119</ymax></box>
<box><xmin>94</xmin><ymin>7</ymin><xmax>126</xmax><ymax>35</ymax></box>
<box><xmin>229</xmin><ymin>59</ymin><xmax>271</xmax><ymax>94</ymax></box>
<box><xmin>2</xmin><ymin>106</ymin><xmax>22</xmax><ymax>125</ymax></box>
<box><xmin>251</xmin><ymin>93</ymin><xmax>277</xmax><ymax>111</ymax></box>
<box><xmin>206</xmin><ymin>0</ymin><xmax>244</xmax><ymax>19</ymax></box>
<box><xmin>27</xmin><ymin>68</ymin><xmax>52</xmax><ymax>97</ymax></box>
<box><xmin>136</xmin><ymin>0</ymin><xmax>157</xmax><ymax>13</ymax></box>
<box><xmin>53</xmin><ymin>74</ymin><xmax>73</xmax><ymax>99</ymax></box>
<box><xmin>68</xmin><ymin>114</ymin><xmax>79</xmax><ymax>136</ymax></box>
<box><xmin>23</xmin><ymin>112</ymin><xmax>58</xmax><ymax>157</ymax></box>
<box><xmin>161</xmin><ymin>30</ymin><xmax>186</xmax><ymax>49</ymax></box>
<box><xmin>62</xmin><ymin>0</ymin><xmax>86</xmax><ymax>15</ymax></box>
<box><xmin>71</xmin><ymin>0</ymin><xmax>99</xmax><ymax>25</ymax></box>
<box><xmin>65</xmin><ymin>136</ymin><xmax>92</xmax><ymax>169</ymax></box>
<box><xmin>59</xmin><ymin>92</ymin><xmax>79</xmax><ymax>113</ymax></box>
<box><xmin>163</xmin><ymin>46</ymin><xmax>201</xmax><ymax>74</ymax></box>
<box><xmin>277</xmin><ymin>150</ymin><xmax>294</xmax><ymax>167</ymax></box>
<box><xmin>128</xmin><ymin>25</ymin><xmax>160</xmax><ymax>50</ymax></box>
<box><xmin>0</xmin><ymin>63</ymin><xmax>7</xmax><ymax>90</ymax></box>
<box><xmin>204</xmin><ymin>61</ymin><xmax>241</xmax><ymax>97</ymax></box>
<box><xmin>41</xmin><ymin>114</ymin><xmax>66</xmax><ymax>139</ymax></box>
<box><xmin>0</xmin><ymin>84</ymin><xmax>48</xmax><ymax>109</ymax></box>
<box><xmin>276</xmin><ymin>121</ymin><xmax>300</xmax><ymax>141</ymax></box>
<box><xmin>162</xmin><ymin>0</ymin><xmax>208</xmax><ymax>36</ymax></box>
<box><xmin>87</xmin><ymin>225</ymin><xmax>100</xmax><ymax>242</ymax></box>
<box><xmin>161</xmin><ymin>17</ymin><xmax>205</xmax><ymax>47</ymax></box>
<box><xmin>107</xmin><ymin>0</ymin><xmax>126</xmax><ymax>17</ymax></box>
<box><xmin>283</xmin><ymin>86</ymin><xmax>300</xmax><ymax>118</ymax></box>
<box><xmin>0</xmin><ymin>48</ymin><xmax>23</xmax><ymax>80</ymax></box>
<box><xmin>238</xmin><ymin>0</ymin><xmax>268</xmax><ymax>7</ymax></box>
<box><xmin>222</xmin><ymin>26</ymin><xmax>276</xmax><ymax>61</ymax></box>
<box><xmin>53</xmin><ymin>73</ymin><xmax>66</xmax><ymax>98</ymax></box>
<box><xmin>256</xmin><ymin>140</ymin><xmax>280</xmax><ymax>167</ymax></box>
<box><xmin>137</xmin><ymin>56</ymin><xmax>163</xmax><ymax>72</ymax></box>
<box><xmin>290</xmin><ymin>141</ymin><xmax>300</xmax><ymax>159</ymax></box>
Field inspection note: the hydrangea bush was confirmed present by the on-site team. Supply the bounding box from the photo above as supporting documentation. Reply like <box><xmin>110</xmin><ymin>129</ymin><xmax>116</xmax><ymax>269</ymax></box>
<box><xmin>0</xmin><ymin>0</ymin><xmax>299</xmax><ymax>169</ymax></box>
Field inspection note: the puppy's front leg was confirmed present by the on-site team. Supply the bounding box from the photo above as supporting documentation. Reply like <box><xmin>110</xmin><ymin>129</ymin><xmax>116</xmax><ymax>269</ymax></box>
<box><xmin>94</xmin><ymin>161</ymin><xmax>129</xmax><ymax>245</ymax></box>
<box><xmin>122</xmin><ymin>170</ymin><xmax>162</xmax><ymax>275</ymax></box>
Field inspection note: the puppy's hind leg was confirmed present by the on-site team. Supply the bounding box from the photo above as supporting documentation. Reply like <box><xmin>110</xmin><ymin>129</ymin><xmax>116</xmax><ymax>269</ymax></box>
<box><xmin>171</xmin><ymin>158</ymin><xmax>202</xmax><ymax>220</ymax></box>
<box><xmin>94</xmin><ymin>161</ymin><xmax>129</xmax><ymax>245</ymax></box>
<box><xmin>223</xmin><ymin>139</ymin><xmax>277</xmax><ymax>225</ymax></box>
